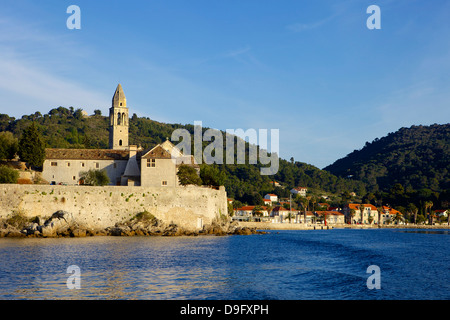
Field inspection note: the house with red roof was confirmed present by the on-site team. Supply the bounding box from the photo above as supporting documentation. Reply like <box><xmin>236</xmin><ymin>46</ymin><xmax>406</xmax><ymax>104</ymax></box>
<box><xmin>233</xmin><ymin>205</ymin><xmax>270</xmax><ymax>222</ymax></box>
<box><xmin>343</xmin><ymin>203</ymin><xmax>380</xmax><ymax>224</ymax></box>
<box><xmin>315</xmin><ymin>211</ymin><xmax>345</xmax><ymax>225</ymax></box>
<box><xmin>264</xmin><ymin>193</ymin><xmax>278</xmax><ymax>203</ymax></box>
<box><xmin>380</xmin><ymin>206</ymin><xmax>404</xmax><ymax>225</ymax></box>
<box><xmin>290</xmin><ymin>187</ymin><xmax>307</xmax><ymax>197</ymax></box>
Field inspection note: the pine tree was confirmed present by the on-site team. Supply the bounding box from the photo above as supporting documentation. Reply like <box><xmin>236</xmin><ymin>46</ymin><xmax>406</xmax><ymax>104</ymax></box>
<box><xmin>18</xmin><ymin>122</ymin><xmax>45</xmax><ymax>169</ymax></box>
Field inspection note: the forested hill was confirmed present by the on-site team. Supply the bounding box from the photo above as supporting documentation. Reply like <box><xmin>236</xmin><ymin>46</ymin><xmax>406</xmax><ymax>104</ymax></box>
<box><xmin>0</xmin><ymin>107</ymin><xmax>366</xmax><ymax>203</ymax></box>
<box><xmin>324</xmin><ymin>124</ymin><xmax>450</xmax><ymax>193</ymax></box>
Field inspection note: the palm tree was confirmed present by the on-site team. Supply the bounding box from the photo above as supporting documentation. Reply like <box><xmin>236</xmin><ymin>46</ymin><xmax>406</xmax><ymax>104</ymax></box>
<box><xmin>350</xmin><ymin>208</ymin><xmax>356</xmax><ymax>224</ymax></box>
<box><xmin>424</xmin><ymin>201</ymin><xmax>434</xmax><ymax>225</ymax></box>
<box><xmin>407</xmin><ymin>203</ymin><xmax>418</xmax><ymax>225</ymax></box>
<box><xmin>377</xmin><ymin>206</ymin><xmax>383</xmax><ymax>226</ymax></box>
<box><xmin>300</xmin><ymin>196</ymin><xmax>309</xmax><ymax>224</ymax></box>
<box><xmin>394</xmin><ymin>212</ymin><xmax>403</xmax><ymax>225</ymax></box>
<box><xmin>359</xmin><ymin>204</ymin><xmax>365</xmax><ymax>224</ymax></box>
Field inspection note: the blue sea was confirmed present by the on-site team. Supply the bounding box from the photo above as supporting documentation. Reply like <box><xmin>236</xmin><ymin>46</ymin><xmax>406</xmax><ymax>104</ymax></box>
<box><xmin>0</xmin><ymin>228</ymin><xmax>449</xmax><ymax>300</ymax></box>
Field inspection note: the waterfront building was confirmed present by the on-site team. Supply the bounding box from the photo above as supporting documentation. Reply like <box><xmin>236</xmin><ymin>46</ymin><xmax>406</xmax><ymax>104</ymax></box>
<box><xmin>42</xmin><ymin>84</ymin><xmax>198</xmax><ymax>186</ymax></box>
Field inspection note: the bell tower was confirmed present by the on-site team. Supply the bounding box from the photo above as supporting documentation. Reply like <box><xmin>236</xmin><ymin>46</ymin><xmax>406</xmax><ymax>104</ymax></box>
<box><xmin>109</xmin><ymin>83</ymin><xmax>129</xmax><ymax>150</ymax></box>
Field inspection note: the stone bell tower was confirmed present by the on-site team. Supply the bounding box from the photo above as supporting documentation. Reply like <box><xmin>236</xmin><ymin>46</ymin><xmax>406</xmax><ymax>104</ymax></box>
<box><xmin>109</xmin><ymin>84</ymin><xmax>129</xmax><ymax>150</ymax></box>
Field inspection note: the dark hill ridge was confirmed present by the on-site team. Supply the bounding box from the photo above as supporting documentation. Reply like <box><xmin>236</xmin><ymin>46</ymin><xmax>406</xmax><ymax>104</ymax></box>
<box><xmin>324</xmin><ymin>124</ymin><xmax>450</xmax><ymax>192</ymax></box>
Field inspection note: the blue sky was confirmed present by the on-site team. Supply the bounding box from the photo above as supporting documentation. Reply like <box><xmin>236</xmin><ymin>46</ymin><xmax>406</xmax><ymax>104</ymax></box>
<box><xmin>1</xmin><ymin>0</ymin><xmax>449</xmax><ymax>169</ymax></box>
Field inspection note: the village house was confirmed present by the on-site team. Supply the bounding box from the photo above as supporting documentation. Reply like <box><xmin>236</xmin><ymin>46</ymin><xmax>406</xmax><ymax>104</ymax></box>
<box><xmin>264</xmin><ymin>193</ymin><xmax>278</xmax><ymax>203</ymax></box>
<box><xmin>270</xmin><ymin>181</ymin><xmax>281</xmax><ymax>187</ymax></box>
<box><xmin>233</xmin><ymin>206</ymin><xmax>269</xmax><ymax>222</ymax></box>
<box><xmin>315</xmin><ymin>211</ymin><xmax>345</xmax><ymax>225</ymax></box>
<box><xmin>434</xmin><ymin>209</ymin><xmax>449</xmax><ymax>219</ymax></box>
<box><xmin>343</xmin><ymin>203</ymin><xmax>379</xmax><ymax>225</ymax></box>
<box><xmin>297</xmin><ymin>211</ymin><xmax>316</xmax><ymax>224</ymax></box>
<box><xmin>380</xmin><ymin>206</ymin><xmax>404</xmax><ymax>225</ymax></box>
<box><xmin>290</xmin><ymin>187</ymin><xmax>307</xmax><ymax>197</ymax></box>
<box><xmin>271</xmin><ymin>206</ymin><xmax>298</xmax><ymax>223</ymax></box>
<box><xmin>42</xmin><ymin>84</ymin><xmax>198</xmax><ymax>187</ymax></box>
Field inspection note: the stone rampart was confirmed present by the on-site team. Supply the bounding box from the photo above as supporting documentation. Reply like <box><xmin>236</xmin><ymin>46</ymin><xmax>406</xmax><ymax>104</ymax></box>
<box><xmin>0</xmin><ymin>184</ymin><xmax>227</xmax><ymax>232</ymax></box>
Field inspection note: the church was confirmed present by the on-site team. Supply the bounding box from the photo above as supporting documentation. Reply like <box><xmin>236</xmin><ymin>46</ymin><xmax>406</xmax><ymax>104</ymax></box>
<box><xmin>42</xmin><ymin>84</ymin><xmax>198</xmax><ymax>187</ymax></box>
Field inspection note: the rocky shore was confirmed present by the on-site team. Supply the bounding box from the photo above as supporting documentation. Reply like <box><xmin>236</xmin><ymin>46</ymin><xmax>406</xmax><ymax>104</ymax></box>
<box><xmin>0</xmin><ymin>210</ymin><xmax>265</xmax><ymax>238</ymax></box>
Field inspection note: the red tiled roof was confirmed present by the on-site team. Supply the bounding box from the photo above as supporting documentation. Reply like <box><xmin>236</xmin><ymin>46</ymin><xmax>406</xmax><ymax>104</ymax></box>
<box><xmin>347</xmin><ymin>203</ymin><xmax>377</xmax><ymax>210</ymax></box>
<box><xmin>236</xmin><ymin>206</ymin><xmax>268</xmax><ymax>211</ymax></box>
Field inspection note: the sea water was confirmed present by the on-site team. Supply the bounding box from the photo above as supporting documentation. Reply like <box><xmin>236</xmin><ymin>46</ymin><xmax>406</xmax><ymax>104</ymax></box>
<box><xmin>0</xmin><ymin>228</ymin><xmax>448</xmax><ymax>300</ymax></box>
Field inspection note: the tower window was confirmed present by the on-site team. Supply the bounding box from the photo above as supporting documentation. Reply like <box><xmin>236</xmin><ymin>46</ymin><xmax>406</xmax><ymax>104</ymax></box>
<box><xmin>120</xmin><ymin>103</ymin><xmax>123</xmax><ymax>106</ymax></box>
<box><xmin>119</xmin><ymin>140</ymin><xmax>123</xmax><ymax>146</ymax></box>
<box><xmin>117</xmin><ymin>112</ymin><xmax>121</xmax><ymax>125</ymax></box>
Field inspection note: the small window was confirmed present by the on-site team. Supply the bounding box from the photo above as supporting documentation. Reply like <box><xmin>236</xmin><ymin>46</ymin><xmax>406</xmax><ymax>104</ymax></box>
<box><xmin>51</xmin><ymin>162</ymin><xmax>57</xmax><ymax>167</ymax></box>
<box><xmin>113</xmin><ymin>163</ymin><xmax>117</xmax><ymax>169</ymax></box>
<box><xmin>81</xmin><ymin>162</ymin><xmax>85</xmax><ymax>167</ymax></box>
<box><xmin>95</xmin><ymin>162</ymin><xmax>99</xmax><ymax>169</ymax></box>
<box><xmin>73</xmin><ymin>176</ymin><xmax>76</xmax><ymax>181</ymax></box>
<box><xmin>162</xmin><ymin>181</ymin><xmax>168</xmax><ymax>186</ymax></box>
<box><xmin>67</xmin><ymin>162</ymin><xmax>71</xmax><ymax>167</ymax></box>
<box><xmin>119</xmin><ymin>140</ymin><xmax>123</xmax><ymax>146</ymax></box>
<box><xmin>147</xmin><ymin>159</ymin><xmax>156</xmax><ymax>168</ymax></box>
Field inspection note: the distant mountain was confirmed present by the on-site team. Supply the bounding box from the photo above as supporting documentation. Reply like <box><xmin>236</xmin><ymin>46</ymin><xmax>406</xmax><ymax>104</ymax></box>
<box><xmin>324</xmin><ymin>124</ymin><xmax>450</xmax><ymax>192</ymax></box>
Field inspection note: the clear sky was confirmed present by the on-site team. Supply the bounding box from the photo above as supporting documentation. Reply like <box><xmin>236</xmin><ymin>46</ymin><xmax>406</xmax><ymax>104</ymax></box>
<box><xmin>1</xmin><ymin>0</ymin><xmax>449</xmax><ymax>169</ymax></box>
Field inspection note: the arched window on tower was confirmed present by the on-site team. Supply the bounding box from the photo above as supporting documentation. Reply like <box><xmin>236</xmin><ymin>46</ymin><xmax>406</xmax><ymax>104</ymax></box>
<box><xmin>122</xmin><ymin>113</ymin><xmax>126</xmax><ymax>126</ymax></box>
<box><xmin>117</xmin><ymin>112</ymin><xmax>121</xmax><ymax>125</ymax></box>
<box><xmin>119</xmin><ymin>140</ymin><xmax>123</xmax><ymax>146</ymax></box>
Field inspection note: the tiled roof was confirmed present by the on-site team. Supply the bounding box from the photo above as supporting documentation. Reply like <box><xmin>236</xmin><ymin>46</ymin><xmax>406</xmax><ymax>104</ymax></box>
<box><xmin>45</xmin><ymin>148</ymin><xmax>129</xmax><ymax>161</ymax></box>
<box><xmin>236</xmin><ymin>206</ymin><xmax>268</xmax><ymax>211</ymax></box>
<box><xmin>347</xmin><ymin>203</ymin><xmax>377</xmax><ymax>210</ymax></box>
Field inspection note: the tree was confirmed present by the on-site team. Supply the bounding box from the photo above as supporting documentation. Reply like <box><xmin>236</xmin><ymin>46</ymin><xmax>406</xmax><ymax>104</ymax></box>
<box><xmin>200</xmin><ymin>164</ymin><xmax>226</xmax><ymax>186</ymax></box>
<box><xmin>0</xmin><ymin>131</ymin><xmax>18</xmax><ymax>160</ymax></box>
<box><xmin>252</xmin><ymin>205</ymin><xmax>263</xmax><ymax>220</ymax></box>
<box><xmin>18</xmin><ymin>122</ymin><xmax>45</xmax><ymax>169</ymax></box>
<box><xmin>424</xmin><ymin>201</ymin><xmax>434</xmax><ymax>225</ymax></box>
<box><xmin>0</xmin><ymin>165</ymin><xmax>19</xmax><ymax>184</ymax></box>
<box><xmin>350</xmin><ymin>208</ymin><xmax>356</xmax><ymax>224</ymax></box>
<box><xmin>177</xmin><ymin>164</ymin><xmax>202</xmax><ymax>186</ymax></box>
<box><xmin>80</xmin><ymin>169</ymin><xmax>110</xmax><ymax>186</ymax></box>
<box><xmin>407</xmin><ymin>203</ymin><xmax>418</xmax><ymax>224</ymax></box>
<box><xmin>359</xmin><ymin>204</ymin><xmax>365</xmax><ymax>224</ymax></box>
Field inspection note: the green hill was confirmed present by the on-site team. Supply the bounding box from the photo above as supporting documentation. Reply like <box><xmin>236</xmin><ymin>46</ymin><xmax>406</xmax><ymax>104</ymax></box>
<box><xmin>0</xmin><ymin>107</ymin><xmax>366</xmax><ymax>205</ymax></box>
<box><xmin>324</xmin><ymin>124</ymin><xmax>450</xmax><ymax>193</ymax></box>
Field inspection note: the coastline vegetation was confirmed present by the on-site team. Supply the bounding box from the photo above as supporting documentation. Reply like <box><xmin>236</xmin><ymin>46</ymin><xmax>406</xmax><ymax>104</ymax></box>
<box><xmin>0</xmin><ymin>108</ymin><xmax>448</xmax><ymax>219</ymax></box>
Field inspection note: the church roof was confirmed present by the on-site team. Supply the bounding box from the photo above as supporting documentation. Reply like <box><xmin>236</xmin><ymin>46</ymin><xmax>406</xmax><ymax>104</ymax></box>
<box><xmin>112</xmin><ymin>83</ymin><xmax>126</xmax><ymax>107</ymax></box>
<box><xmin>45</xmin><ymin>148</ymin><xmax>129</xmax><ymax>161</ymax></box>
<box><xmin>141</xmin><ymin>140</ymin><xmax>198</xmax><ymax>167</ymax></box>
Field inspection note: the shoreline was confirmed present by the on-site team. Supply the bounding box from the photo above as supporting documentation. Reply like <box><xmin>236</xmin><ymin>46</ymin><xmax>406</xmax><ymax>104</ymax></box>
<box><xmin>238</xmin><ymin>221</ymin><xmax>450</xmax><ymax>231</ymax></box>
<box><xmin>1</xmin><ymin>216</ymin><xmax>449</xmax><ymax>238</ymax></box>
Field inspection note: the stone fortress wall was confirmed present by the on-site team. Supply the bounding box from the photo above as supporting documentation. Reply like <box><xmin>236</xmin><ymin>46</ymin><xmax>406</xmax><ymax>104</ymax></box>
<box><xmin>0</xmin><ymin>184</ymin><xmax>228</xmax><ymax>232</ymax></box>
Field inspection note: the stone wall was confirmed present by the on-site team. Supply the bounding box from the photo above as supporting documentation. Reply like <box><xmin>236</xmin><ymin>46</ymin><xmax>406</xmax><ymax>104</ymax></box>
<box><xmin>0</xmin><ymin>184</ymin><xmax>227</xmax><ymax>232</ymax></box>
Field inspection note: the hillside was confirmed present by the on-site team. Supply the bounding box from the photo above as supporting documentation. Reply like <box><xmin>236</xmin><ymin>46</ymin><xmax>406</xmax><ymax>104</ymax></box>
<box><xmin>0</xmin><ymin>107</ymin><xmax>366</xmax><ymax>204</ymax></box>
<box><xmin>324</xmin><ymin>124</ymin><xmax>450</xmax><ymax>193</ymax></box>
